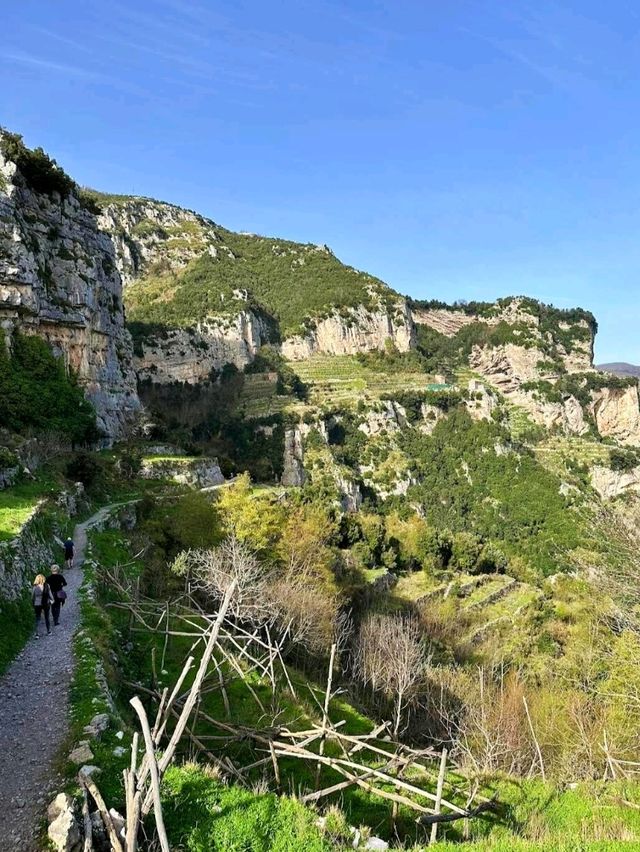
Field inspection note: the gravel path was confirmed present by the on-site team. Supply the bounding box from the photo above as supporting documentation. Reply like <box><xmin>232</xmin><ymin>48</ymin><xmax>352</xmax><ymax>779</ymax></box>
<box><xmin>0</xmin><ymin>504</ymin><xmax>120</xmax><ymax>851</ymax></box>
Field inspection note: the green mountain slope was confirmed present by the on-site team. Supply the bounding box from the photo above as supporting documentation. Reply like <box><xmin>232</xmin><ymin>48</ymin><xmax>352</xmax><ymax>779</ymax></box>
<box><xmin>89</xmin><ymin>192</ymin><xmax>401</xmax><ymax>339</ymax></box>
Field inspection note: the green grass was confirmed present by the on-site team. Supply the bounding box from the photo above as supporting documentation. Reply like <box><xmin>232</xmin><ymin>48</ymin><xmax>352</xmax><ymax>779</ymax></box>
<box><xmin>162</xmin><ymin>763</ymin><xmax>331</xmax><ymax>851</ymax></box>
<box><xmin>0</xmin><ymin>593</ymin><xmax>34</xmax><ymax>675</ymax></box>
<box><xmin>0</xmin><ymin>470</ymin><xmax>63</xmax><ymax>541</ymax></box>
<box><xmin>394</xmin><ymin>571</ymin><xmax>442</xmax><ymax>602</ymax></box>
<box><xmin>0</xmin><ymin>490</ymin><xmax>43</xmax><ymax>540</ymax></box>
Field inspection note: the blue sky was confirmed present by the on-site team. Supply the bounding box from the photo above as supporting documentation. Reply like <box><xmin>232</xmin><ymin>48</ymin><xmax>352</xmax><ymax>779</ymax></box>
<box><xmin>2</xmin><ymin>1</ymin><xmax>639</xmax><ymax>362</ymax></box>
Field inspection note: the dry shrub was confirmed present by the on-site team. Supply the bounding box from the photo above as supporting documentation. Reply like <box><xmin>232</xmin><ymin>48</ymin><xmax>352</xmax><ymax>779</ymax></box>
<box><xmin>266</xmin><ymin>565</ymin><xmax>343</xmax><ymax>657</ymax></box>
<box><xmin>430</xmin><ymin>665</ymin><xmax>535</xmax><ymax>775</ymax></box>
<box><xmin>353</xmin><ymin>612</ymin><xmax>427</xmax><ymax>735</ymax></box>
<box><xmin>186</xmin><ymin>535</ymin><xmax>273</xmax><ymax>623</ymax></box>
<box><xmin>580</xmin><ymin>815</ymin><xmax>637</xmax><ymax>842</ymax></box>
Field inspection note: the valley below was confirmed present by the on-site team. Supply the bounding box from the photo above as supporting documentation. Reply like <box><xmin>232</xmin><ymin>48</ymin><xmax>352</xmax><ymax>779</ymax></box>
<box><xmin>2</xmin><ymin>131</ymin><xmax>640</xmax><ymax>851</ymax></box>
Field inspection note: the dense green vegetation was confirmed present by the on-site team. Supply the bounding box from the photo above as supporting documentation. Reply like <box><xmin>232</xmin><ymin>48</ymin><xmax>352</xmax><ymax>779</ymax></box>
<box><xmin>0</xmin><ymin>332</ymin><xmax>97</xmax><ymax>443</ymax></box>
<box><xmin>321</xmin><ymin>404</ymin><xmax>584</xmax><ymax>576</ymax></box>
<box><xmin>124</xmin><ymin>221</ymin><xmax>402</xmax><ymax>337</ymax></box>
<box><xmin>0</xmin><ymin>129</ymin><xmax>75</xmax><ymax>197</ymax></box>
<box><xmin>400</xmin><ymin>410</ymin><xmax>582</xmax><ymax>574</ymax></box>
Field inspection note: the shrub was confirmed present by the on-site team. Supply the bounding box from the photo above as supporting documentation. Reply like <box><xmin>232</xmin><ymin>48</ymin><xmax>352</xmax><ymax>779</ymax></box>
<box><xmin>118</xmin><ymin>449</ymin><xmax>142</xmax><ymax>479</ymax></box>
<box><xmin>417</xmin><ymin>527</ymin><xmax>453</xmax><ymax>570</ymax></box>
<box><xmin>475</xmin><ymin>542</ymin><xmax>508</xmax><ymax>574</ymax></box>
<box><xmin>0</xmin><ymin>129</ymin><xmax>75</xmax><ymax>197</ymax></box>
<box><xmin>451</xmin><ymin>531</ymin><xmax>483</xmax><ymax>572</ymax></box>
<box><xmin>0</xmin><ymin>332</ymin><xmax>97</xmax><ymax>443</ymax></box>
<box><xmin>610</xmin><ymin>448</ymin><xmax>640</xmax><ymax>472</ymax></box>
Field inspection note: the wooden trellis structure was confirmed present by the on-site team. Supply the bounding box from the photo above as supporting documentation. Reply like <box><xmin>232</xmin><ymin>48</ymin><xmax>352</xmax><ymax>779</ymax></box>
<box><xmin>84</xmin><ymin>568</ymin><xmax>497</xmax><ymax>850</ymax></box>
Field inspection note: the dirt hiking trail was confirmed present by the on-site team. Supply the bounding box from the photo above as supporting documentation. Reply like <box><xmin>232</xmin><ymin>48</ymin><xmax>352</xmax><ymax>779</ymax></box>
<box><xmin>0</xmin><ymin>503</ymin><xmax>122</xmax><ymax>851</ymax></box>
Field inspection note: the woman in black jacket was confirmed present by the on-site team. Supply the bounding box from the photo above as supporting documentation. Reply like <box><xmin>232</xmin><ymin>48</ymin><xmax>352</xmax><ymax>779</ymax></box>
<box><xmin>46</xmin><ymin>565</ymin><xmax>68</xmax><ymax>627</ymax></box>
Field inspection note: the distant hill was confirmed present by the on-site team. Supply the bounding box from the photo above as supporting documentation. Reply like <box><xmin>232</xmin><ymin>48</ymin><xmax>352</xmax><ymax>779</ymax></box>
<box><xmin>598</xmin><ymin>362</ymin><xmax>640</xmax><ymax>378</ymax></box>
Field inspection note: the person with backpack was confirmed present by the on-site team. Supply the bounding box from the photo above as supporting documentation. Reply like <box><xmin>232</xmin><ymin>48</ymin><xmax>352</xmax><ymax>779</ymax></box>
<box><xmin>46</xmin><ymin>565</ymin><xmax>67</xmax><ymax>626</ymax></box>
<box><xmin>32</xmin><ymin>574</ymin><xmax>53</xmax><ymax>638</ymax></box>
<box><xmin>63</xmin><ymin>537</ymin><xmax>74</xmax><ymax>570</ymax></box>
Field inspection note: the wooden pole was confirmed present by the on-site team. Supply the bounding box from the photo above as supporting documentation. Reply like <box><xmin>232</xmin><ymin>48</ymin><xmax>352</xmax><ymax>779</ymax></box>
<box><xmin>314</xmin><ymin>643</ymin><xmax>336</xmax><ymax>790</ymax></box>
<box><xmin>430</xmin><ymin>747</ymin><xmax>448</xmax><ymax>845</ymax></box>
<box><xmin>130</xmin><ymin>696</ymin><xmax>170</xmax><ymax>852</ymax></box>
<box><xmin>523</xmin><ymin>696</ymin><xmax>545</xmax><ymax>782</ymax></box>
<box><xmin>79</xmin><ymin>770</ymin><xmax>124</xmax><ymax>852</ymax></box>
<box><xmin>82</xmin><ymin>785</ymin><xmax>93</xmax><ymax>851</ymax></box>
<box><xmin>160</xmin><ymin>600</ymin><xmax>171</xmax><ymax>672</ymax></box>
<box><xmin>141</xmin><ymin>581</ymin><xmax>237</xmax><ymax>815</ymax></box>
<box><xmin>270</xmin><ymin>741</ymin><xmax>282</xmax><ymax>792</ymax></box>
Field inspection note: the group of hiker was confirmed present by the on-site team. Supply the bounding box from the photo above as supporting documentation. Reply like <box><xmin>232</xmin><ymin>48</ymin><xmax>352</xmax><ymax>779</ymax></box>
<box><xmin>31</xmin><ymin>537</ymin><xmax>74</xmax><ymax>639</ymax></box>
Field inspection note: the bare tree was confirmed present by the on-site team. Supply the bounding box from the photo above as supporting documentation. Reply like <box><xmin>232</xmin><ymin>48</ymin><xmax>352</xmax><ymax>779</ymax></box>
<box><xmin>185</xmin><ymin>536</ymin><xmax>273</xmax><ymax>623</ymax></box>
<box><xmin>266</xmin><ymin>564</ymin><xmax>343</xmax><ymax>656</ymax></box>
<box><xmin>353</xmin><ymin>613</ymin><xmax>427</xmax><ymax>735</ymax></box>
<box><xmin>571</xmin><ymin>501</ymin><xmax>640</xmax><ymax>627</ymax></box>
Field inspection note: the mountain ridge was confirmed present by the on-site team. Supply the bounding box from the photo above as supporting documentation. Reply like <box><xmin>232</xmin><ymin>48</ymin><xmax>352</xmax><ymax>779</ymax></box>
<box><xmin>598</xmin><ymin>361</ymin><xmax>640</xmax><ymax>378</ymax></box>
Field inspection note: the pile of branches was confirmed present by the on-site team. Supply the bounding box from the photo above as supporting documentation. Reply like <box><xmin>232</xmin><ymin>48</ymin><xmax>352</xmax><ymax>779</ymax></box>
<box><xmin>88</xmin><ymin>553</ymin><xmax>497</xmax><ymax>849</ymax></box>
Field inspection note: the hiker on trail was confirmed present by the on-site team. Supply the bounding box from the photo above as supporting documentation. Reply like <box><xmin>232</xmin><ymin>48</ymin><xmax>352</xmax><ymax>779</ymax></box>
<box><xmin>63</xmin><ymin>537</ymin><xmax>74</xmax><ymax>570</ymax></box>
<box><xmin>32</xmin><ymin>574</ymin><xmax>53</xmax><ymax>638</ymax></box>
<box><xmin>46</xmin><ymin>565</ymin><xmax>67</xmax><ymax>627</ymax></box>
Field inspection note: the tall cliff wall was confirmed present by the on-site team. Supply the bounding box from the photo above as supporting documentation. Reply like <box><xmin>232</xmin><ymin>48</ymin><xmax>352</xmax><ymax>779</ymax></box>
<box><xmin>0</xmin><ymin>140</ymin><xmax>139</xmax><ymax>439</ymax></box>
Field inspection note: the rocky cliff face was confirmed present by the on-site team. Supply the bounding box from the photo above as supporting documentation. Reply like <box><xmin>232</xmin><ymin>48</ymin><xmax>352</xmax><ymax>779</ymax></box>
<box><xmin>591</xmin><ymin>464</ymin><xmax>640</xmax><ymax>499</ymax></box>
<box><xmin>98</xmin><ymin>197</ymin><xmax>224</xmax><ymax>287</ymax></box>
<box><xmin>0</xmin><ymin>143</ymin><xmax>139</xmax><ymax>440</ymax></box>
<box><xmin>135</xmin><ymin>310</ymin><xmax>272</xmax><ymax>383</ymax></box>
<box><xmin>590</xmin><ymin>385</ymin><xmax>640</xmax><ymax>445</ymax></box>
<box><xmin>282</xmin><ymin>300</ymin><xmax>415</xmax><ymax>360</ymax></box>
<box><xmin>98</xmin><ymin>197</ymin><xmax>415</xmax><ymax>376</ymax></box>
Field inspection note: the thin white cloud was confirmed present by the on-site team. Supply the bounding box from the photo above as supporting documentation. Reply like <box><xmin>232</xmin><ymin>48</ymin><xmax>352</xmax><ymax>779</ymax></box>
<box><xmin>0</xmin><ymin>50</ymin><xmax>152</xmax><ymax>97</ymax></box>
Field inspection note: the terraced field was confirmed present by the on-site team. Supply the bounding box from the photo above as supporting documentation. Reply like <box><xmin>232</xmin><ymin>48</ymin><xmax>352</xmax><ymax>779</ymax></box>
<box><xmin>392</xmin><ymin>567</ymin><xmax>545</xmax><ymax>657</ymax></box>
<box><xmin>294</xmin><ymin>355</ymin><xmax>432</xmax><ymax>407</ymax></box>
<box><xmin>533</xmin><ymin>434</ymin><xmax>609</xmax><ymax>477</ymax></box>
<box><xmin>235</xmin><ymin>374</ymin><xmax>306</xmax><ymax>418</ymax></box>
<box><xmin>236</xmin><ymin>356</ymin><xmax>435</xmax><ymax>418</ymax></box>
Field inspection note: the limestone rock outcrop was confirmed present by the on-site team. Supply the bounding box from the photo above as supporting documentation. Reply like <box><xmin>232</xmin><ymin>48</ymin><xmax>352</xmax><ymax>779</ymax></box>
<box><xmin>140</xmin><ymin>456</ymin><xmax>225</xmax><ymax>488</ymax></box>
<box><xmin>282</xmin><ymin>300</ymin><xmax>415</xmax><ymax>360</ymax></box>
<box><xmin>590</xmin><ymin>385</ymin><xmax>640</xmax><ymax>445</ymax></box>
<box><xmin>282</xmin><ymin>427</ymin><xmax>306</xmax><ymax>487</ymax></box>
<box><xmin>134</xmin><ymin>311</ymin><xmax>272</xmax><ymax>383</ymax></box>
<box><xmin>0</xmin><ymin>139</ymin><xmax>139</xmax><ymax>440</ymax></box>
<box><xmin>358</xmin><ymin>401</ymin><xmax>408</xmax><ymax>436</ymax></box>
<box><xmin>411</xmin><ymin>306</ymin><xmax>478</xmax><ymax>336</ymax></box>
<box><xmin>98</xmin><ymin>197</ymin><xmax>221</xmax><ymax>286</ymax></box>
<box><xmin>591</xmin><ymin>464</ymin><xmax>640</xmax><ymax>499</ymax></box>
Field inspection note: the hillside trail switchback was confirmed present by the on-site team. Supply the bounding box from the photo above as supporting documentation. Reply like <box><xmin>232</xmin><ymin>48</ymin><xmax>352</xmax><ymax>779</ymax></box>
<box><xmin>0</xmin><ymin>503</ymin><xmax>123</xmax><ymax>851</ymax></box>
